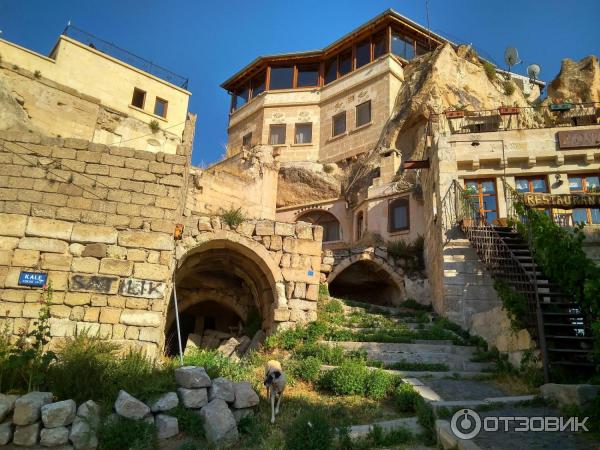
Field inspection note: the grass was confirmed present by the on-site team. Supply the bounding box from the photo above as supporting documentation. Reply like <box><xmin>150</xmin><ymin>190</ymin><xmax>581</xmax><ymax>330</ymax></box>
<box><xmin>385</xmin><ymin>360</ymin><xmax>450</xmax><ymax>372</ymax></box>
<box><xmin>220</xmin><ymin>207</ymin><xmax>245</xmax><ymax>228</ymax></box>
<box><xmin>483</xmin><ymin>61</ymin><xmax>496</xmax><ymax>80</ymax></box>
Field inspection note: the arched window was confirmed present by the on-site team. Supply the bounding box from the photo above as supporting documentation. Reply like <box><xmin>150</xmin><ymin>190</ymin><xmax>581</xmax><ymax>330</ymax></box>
<box><xmin>356</xmin><ymin>211</ymin><xmax>364</xmax><ymax>240</ymax></box>
<box><xmin>388</xmin><ymin>197</ymin><xmax>410</xmax><ymax>232</ymax></box>
<box><xmin>297</xmin><ymin>210</ymin><xmax>341</xmax><ymax>242</ymax></box>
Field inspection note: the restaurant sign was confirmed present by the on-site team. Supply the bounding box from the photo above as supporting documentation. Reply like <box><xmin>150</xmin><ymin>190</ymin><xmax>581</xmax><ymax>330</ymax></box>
<box><xmin>557</xmin><ymin>129</ymin><xmax>600</xmax><ymax>150</ymax></box>
<box><xmin>523</xmin><ymin>192</ymin><xmax>600</xmax><ymax>208</ymax></box>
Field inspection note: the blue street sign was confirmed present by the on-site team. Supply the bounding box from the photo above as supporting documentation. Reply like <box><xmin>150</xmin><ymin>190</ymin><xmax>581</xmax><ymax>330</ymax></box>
<box><xmin>18</xmin><ymin>272</ymin><xmax>48</xmax><ymax>287</ymax></box>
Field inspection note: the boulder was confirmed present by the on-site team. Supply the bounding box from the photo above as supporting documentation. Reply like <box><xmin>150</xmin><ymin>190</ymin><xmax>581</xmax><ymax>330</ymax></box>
<box><xmin>13</xmin><ymin>421</ymin><xmax>40</xmax><ymax>446</ymax></box>
<box><xmin>69</xmin><ymin>416</ymin><xmax>98</xmax><ymax>449</ymax></box>
<box><xmin>183</xmin><ymin>333</ymin><xmax>202</xmax><ymax>355</ymax></box>
<box><xmin>177</xmin><ymin>388</ymin><xmax>208</xmax><ymax>409</ymax></box>
<box><xmin>42</xmin><ymin>399</ymin><xmax>77</xmax><ymax>428</ymax></box>
<box><xmin>0</xmin><ymin>394</ymin><xmax>18</xmax><ymax>422</ymax></box>
<box><xmin>208</xmin><ymin>377</ymin><xmax>235</xmax><ymax>403</ymax></box>
<box><xmin>232</xmin><ymin>407</ymin><xmax>255</xmax><ymax>424</ymax></box>
<box><xmin>114</xmin><ymin>390</ymin><xmax>150</xmax><ymax>420</ymax></box>
<box><xmin>155</xmin><ymin>414</ymin><xmax>179</xmax><ymax>439</ymax></box>
<box><xmin>246</xmin><ymin>330</ymin><xmax>266</xmax><ymax>354</ymax></box>
<box><xmin>77</xmin><ymin>400</ymin><xmax>101</xmax><ymax>429</ymax></box>
<box><xmin>150</xmin><ymin>392</ymin><xmax>179</xmax><ymax>413</ymax></box>
<box><xmin>232</xmin><ymin>382</ymin><xmax>260</xmax><ymax>409</ymax></box>
<box><xmin>0</xmin><ymin>420</ymin><xmax>13</xmax><ymax>445</ymax></box>
<box><xmin>200</xmin><ymin>399</ymin><xmax>238</xmax><ymax>445</ymax></box>
<box><xmin>218</xmin><ymin>337</ymin><xmax>240</xmax><ymax>357</ymax></box>
<box><xmin>174</xmin><ymin>366</ymin><xmax>211</xmax><ymax>389</ymax></box>
<box><xmin>235</xmin><ymin>336</ymin><xmax>252</xmax><ymax>357</ymax></box>
<box><xmin>40</xmin><ymin>425</ymin><xmax>70</xmax><ymax>446</ymax></box>
<box><xmin>13</xmin><ymin>391</ymin><xmax>53</xmax><ymax>425</ymax></box>
<box><xmin>541</xmin><ymin>383</ymin><xmax>600</xmax><ymax>407</ymax></box>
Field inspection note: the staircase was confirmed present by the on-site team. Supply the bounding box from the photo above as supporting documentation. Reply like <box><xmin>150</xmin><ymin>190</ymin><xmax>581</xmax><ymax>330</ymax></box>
<box><xmin>483</xmin><ymin>226</ymin><xmax>594</xmax><ymax>370</ymax></box>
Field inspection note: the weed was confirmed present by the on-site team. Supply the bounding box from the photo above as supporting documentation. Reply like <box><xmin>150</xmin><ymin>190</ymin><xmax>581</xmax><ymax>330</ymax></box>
<box><xmin>183</xmin><ymin>348</ymin><xmax>253</xmax><ymax>381</ymax></box>
<box><xmin>367</xmin><ymin>424</ymin><xmax>414</xmax><ymax>446</ymax></box>
<box><xmin>319</xmin><ymin>361</ymin><xmax>368</xmax><ymax>396</ymax></box>
<box><xmin>322</xmin><ymin>298</ymin><xmax>344</xmax><ymax>314</ymax></box>
<box><xmin>323</xmin><ymin>163</ymin><xmax>335</xmax><ymax>174</ymax></box>
<box><xmin>149</xmin><ymin>120</ymin><xmax>160</xmax><ymax>133</ymax></box>
<box><xmin>285</xmin><ymin>410</ymin><xmax>335</xmax><ymax>450</ymax></box>
<box><xmin>365</xmin><ymin>369</ymin><xmax>395</xmax><ymax>400</ymax></box>
<box><xmin>220</xmin><ymin>207</ymin><xmax>245</xmax><ymax>228</ymax></box>
<box><xmin>98</xmin><ymin>415</ymin><xmax>157</xmax><ymax>450</ymax></box>
<box><xmin>169</xmin><ymin>405</ymin><xmax>204</xmax><ymax>439</ymax></box>
<box><xmin>401</xmin><ymin>298</ymin><xmax>432</xmax><ymax>311</ymax></box>
<box><xmin>319</xmin><ymin>283</ymin><xmax>330</xmax><ymax>299</ymax></box>
<box><xmin>503</xmin><ymin>80</ymin><xmax>515</xmax><ymax>96</ymax></box>
<box><xmin>483</xmin><ymin>61</ymin><xmax>496</xmax><ymax>81</ymax></box>
<box><xmin>415</xmin><ymin>396</ymin><xmax>436</xmax><ymax>445</ymax></box>
<box><xmin>394</xmin><ymin>383</ymin><xmax>420</xmax><ymax>412</ymax></box>
<box><xmin>289</xmin><ymin>356</ymin><xmax>322</xmax><ymax>382</ymax></box>
<box><xmin>387</xmin><ymin>360</ymin><xmax>449</xmax><ymax>372</ymax></box>
<box><xmin>34</xmin><ymin>70</ymin><xmax>41</xmax><ymax>78</ymax></box>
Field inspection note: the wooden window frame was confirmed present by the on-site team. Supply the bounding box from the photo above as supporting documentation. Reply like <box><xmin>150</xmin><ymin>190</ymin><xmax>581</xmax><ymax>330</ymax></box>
<box><xmin>332</xmin><ymin>111</ymin><xmax>347</xmax><ymax>137</ymax></box>
<box><xmin>568</xmin><ymin>173</ymin><xmax>600</xmax><ymax>224</ymax></box>
<box><xmin>154</xmin><ymin>97</ymin><xmax>168</xmax><ymax>118</ymax></box>
<box><xmin>131</xmin><ymin>88</ymin><xmax>146</xmax><ymax>109</ymax></box>
<box><xmin>269</xmin><ymin>124</ymin><xmax>287</xmax><ymax>146</ymax></box>
<box><xmin>294</xmin><ymin>122</ymin><xmax>313</xmax><ymax>144</ymax></box>
<box><xmin>388</xmin><ymin>197</ymin><xmax>410</xmax><ymax>232</ymax></box>
<box><xmin>355</xmin><ymin>100</ymin><xmax>372</xmax><ymax>127</ymax></box>
<box><xmin>354</xmin><ymin>38</ymin><xmax>372</xmax><ymax>70</ymax></box>
<box><xmin>465</xmin><ymin>178</ymin><xmax>498</xmax><ymax>222</ymax></box>
<box><xmin>296</xmin><ymin>64</ymin><xmax>320</xmax><ymax>88</ymax></box>
<box><xmin>515</xmin><ymin>175</ymin><xmax>549</xmax><ymax>194</ymax></box>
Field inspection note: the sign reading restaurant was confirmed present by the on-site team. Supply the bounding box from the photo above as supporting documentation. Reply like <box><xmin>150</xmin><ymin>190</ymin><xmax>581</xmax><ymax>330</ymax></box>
<box><xmin>523</xmin><ymin>192</ymin><xmax>600</xmax><ymax>208</ymax></box>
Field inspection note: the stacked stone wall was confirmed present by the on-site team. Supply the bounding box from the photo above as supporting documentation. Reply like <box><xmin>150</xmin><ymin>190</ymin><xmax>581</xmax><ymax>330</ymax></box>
<box><xmin>0</xmin><ymin>130</ymin><xmax>190</xmax><ymax>357</ymax></box>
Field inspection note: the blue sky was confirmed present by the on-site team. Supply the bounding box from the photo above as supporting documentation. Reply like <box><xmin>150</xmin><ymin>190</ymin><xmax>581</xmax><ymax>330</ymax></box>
<box><xmin>1</xmin><ymin>1</ymin><xmax>599</xmax><ymax>165</ymax></box>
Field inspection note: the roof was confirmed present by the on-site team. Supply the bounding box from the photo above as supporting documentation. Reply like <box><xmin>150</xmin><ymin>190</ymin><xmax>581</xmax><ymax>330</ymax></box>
<box><xmin>221</xmin><ymin>9</ymin><xmax>450</xmax><ymax>91</ymax></box>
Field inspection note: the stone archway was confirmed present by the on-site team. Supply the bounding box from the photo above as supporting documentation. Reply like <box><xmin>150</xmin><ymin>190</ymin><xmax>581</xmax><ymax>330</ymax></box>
<box><xmin>327</xmin><ymin>251</ymin><xmax>406</xmax><ymax>306</ymax></box>
<box><xmin>167</xmin><ymin>233</ymin><xmax>285</xmax><ymax>354</ymax></box>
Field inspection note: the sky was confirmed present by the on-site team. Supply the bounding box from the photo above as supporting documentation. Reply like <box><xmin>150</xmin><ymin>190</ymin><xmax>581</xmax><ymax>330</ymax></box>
<box><xmin>1</xmin><ymin>1</ymin><xmax>599</xmax><ymax>165</ymax></box>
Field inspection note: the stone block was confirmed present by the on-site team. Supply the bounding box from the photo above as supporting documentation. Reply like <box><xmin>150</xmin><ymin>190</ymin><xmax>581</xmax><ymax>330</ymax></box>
<box><xmin>0</xmin><ymin>236</ymin><xmax>19</xmax><ymax>250</ymax></box>
<box><xmin>217</xmin><ymin>337</ymin><xmax>239</xmax><ymax>357</ymax></box>
<box><xmin>283</xmin><ymin>238</ymin><xmax>321</xmax><ymax>256</ymax></box>
<box><xmin>295</xmin><ymin>222</ymin><xmax>313</xmax><ymax>239</ymax></box>
<box><xmin>232</xmin><ymin>382</ymin><xmax>259</xmax><ymax>409</ymax></box>
<box><xmin>64</xmin><ymin>292</ymin><xmax>91</xmax><ymax>306</ymax></box>
<box><xmin>540</xmin><ymin>383</ymin><xmax>600</xmax><ymax>407</ymax></box>
<box><xmin>175</xmin><ymin>366</ymin><xmax>211</xmax><ymax>389</ymax></box>
<box><xmin>71</xmin><ymin>257</ymin><xmax>100</xmax><ymax>273</ymax></box>
<box><xmin>72</xmin><ymin>224</ymin><xmax>117</xmax><ymax>244</ymax></box>
<box><xmin>40</xmin><ymin>426</ymin><xmax>69</xmax><ymax>446</ymax></box>
<box><xmin>49</xmin><ymin>304</ymin><xmax>70</xmax><ymax>319</ymax></box>
<box><xmin>293</xmin><ymin>282</ymin><xmax>306</xmax><ymax>298</ymax></box>
<box><xmin>0</xmin><ymin>394</ymin><xmax>18</xmax><ymax>422</ymax></box>
<box><xmin>305</xmin><ymin>284</ymin><xmax>319</xmax><ymax>301</ymax></box>
<box><xmin>177</xmin><ymin>388</ymin><xmax>208</xmax><ymax>409</ymax></box>
<box><xmin>208</xmin><ymin>377</ymin><xmax>235</xmax><ymax>403</ymax></box>
<box><xmin>41</xmin><ymin>253</ymin><xmax>73</xmax><ymax>271</ymax></box>
<box><xmin>159</xmin><ymin>174</ymin><xmax>184</xmax><ymax>186</ymax></box>
<box><xmin>275</xmin><ymin>222</ymin><xmax>295</xmax><ymax>236</ymax></box>
<box><xmin>69</xmin><ymin>273</ymin><xmax>119</xmax><ymax>295</ymax></box>
<box><xmin>139</xmin><ymin>327</ymin><xmax>161</xmax><ymax>343</ymax></box>
<box><xmin>150</xmin><ymin>392</ymin><xmax>179</xmax><ymax>413</ymax></box>
<box><xmin>13</xmin><ymin>421</ymin><xmax>40</xmax><ymax>446</ymax></box>
<box><xmin>133</xmin><ymin>263</ymin><xmax>170</xmax><ymax>281</ymax></box>
<box><xmin>26</xmin><ymin>217</ymin><xmax>73</xmax><ymax>240</ymax></box>
<box><xmin>41</xmin><ymin>399</ymin><xmax>76</xmax><ymax>428</ymax></box>
<box><xmin>49</xmin><ymin>318</ymin><xmax>76</xmax><ymax>337</ymax></box>
<box><xmin>81</xmin><ymin>243</ymin><xmax>107</xmax><ymax>258</ymax></box>
<box><xmin>18</xmin><ymin>237</ymin><xmax>68</xmax><ymax>253</ymax></box>
<box><xmin>255</xmin><ymin>220</ymin><xmax>274</xmax><ymax>236</ymax></box>
<box><xmin>273</xmin><ymin>308</ymin><xmax>290</xmax><ymax>322</ymax></box>
<box><xmin>200</xmin><ymin>399</ymin><xmax>238</xmax><ymax>445</ymax></box>
<box><xmin>155</xmin><ymin>414</ymin><xmax>179</xmax><ymax>439</ymax></box>
<box><xmin>120</xmin><ymin>310</ymin><xmax>161</xmax><ymax>327</ymax></box>
<box><xmin>13</xmin><ymin>391</ymin><xmax>53</xmax><ymax>425</ymax></box>
<box><xmin>69</xmin><ymin>415</ymin><xmax>98</xmax><ymax>450</ymax></box>
<box><xmin>0</xmin><ymin>213</ymin><xmax>27</xmax><ymax>237</ymax></box>
<box><xmin>99</xmin><ymin>308</ymin><xmax>122</xmax><ymax>324</ymax></box>
<box><xmin>281</xmin><ymin>267</ymin><xmax>319</xmax><ymax>284</ymax></box>
<box><xmin>100</xmin><ymin>258</ymin><xmax>134</xmax><ymax>276</ymax></box>
<box><xmin>118</xmin><ymin>231</ymin><xmax>172</xmax><ymax>251</ymax></box>
<box><xmin>114</xmin><ymin>390</ymin><xmax>150</xmax><ymax>420</ymax></box>
<box><xmin>0</xmin><ymin>420</ymin><xmax>12</xmax><ymax>445</ymax></box>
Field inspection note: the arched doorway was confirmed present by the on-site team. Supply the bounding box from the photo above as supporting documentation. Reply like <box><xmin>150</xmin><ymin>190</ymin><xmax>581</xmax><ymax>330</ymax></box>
<box><xmin>297</xmin><ymin>210</ymin><xmax>341</xmax><ymax>242</ymax></box>
<box><xmin>328</xmin><ymin>258</ymin><xmax>404</xmax><ymax>306</ymax></box>
<box><xmin>166</xmin><ymin>237</ymin><xmax>282</xmax><ymax>355</ymax></box>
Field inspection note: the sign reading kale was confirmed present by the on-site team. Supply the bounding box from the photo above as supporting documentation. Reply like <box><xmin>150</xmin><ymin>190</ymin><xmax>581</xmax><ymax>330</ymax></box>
<box><xmin>18</xmin><ymin>272</ymin><xmax>48</xmax><ymax>287</ymax></box>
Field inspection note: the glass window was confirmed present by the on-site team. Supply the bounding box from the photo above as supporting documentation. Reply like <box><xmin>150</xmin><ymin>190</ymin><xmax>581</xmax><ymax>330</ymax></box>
<box><xmin>569</xmin><ymin>176</ymin><xmax>583</xmax><ymax>190</ymax></box>
<box><xmin>324</xmin><ymin>57</ymin><xmax>337</xmax><ymax>84</ymax></box>
<box><xmin>234</xmin><ymin>87</ymin><xmax>249</xmax><ymax>110</ymax></box>
<box><xmin>392</xmin><ymin>32</ymin><xmax>415</xmax><ymax>60</ymax></box>
<box><xmin>355</xmin><ymin>40</ymin><xmax>370</xmax><ymax>68</ymax></box>
<box><xmin>269</xmin><ymin>124</ymin><xmax>286</xmax><ymax>145</ymax></box>
<box><xmin>389</xmin><ymin>198</ymin><xmax>409</xmax><ymax>231</ymax></box>
<box><xmin>269</xmin><ymin>66</ymin><xmax>293</xmax><ymax>90</ymax></box>
<box><xmin>356</xmin><ymin>101</ymin><xmax>371</xmax><ymax>127</ymax></box>
<box><xmin>297</xmin><ymin>64</ymin><xmax>319</xmax><ymax>87</ymax></box>
<box><xmin>251</xmin><ymin>72</ymin><xmax>266</xmax><ymax>98</ymax></box>
<box><xmin>297</xmin><ymin>210</ymin><xmax>340</xmax><ymax>242</ymax></box>
<box><xmin>131</xmin><ymin>88</ymin><xmax>146</xmax><ymax>108</ymax></box>
<box><xmin>242</xmin><ymin>132</ymin><xmax>252</xmax><ymax>148</ymax></box>
<box><xmin>154</xmin><ymin>98</ymin><xmax>168</xmax><ymax>118</ymax></box>
<box><xmin>465</xmin><ymin>179</ymin><xmax>498</xmax><ymax>223</ymax></box>
<box><xmin>295</xmin><ymin>123</ymin><xmax>312</xmax><ymax>144</ymax></box>
<box><xmin>338</xmin><ymin>49</ymin><xmax>352</xmax><ymax>76</ymax></box>
<box><xmin>516</xmin><ymin>179</ymin><xmax>529</xmax><ymax>193</ymax></box>
<box><xmin>587</xmin><ymin>176</ymin><xmax>600</xmax><ymax>190</ymax></box>
<box><xmin>373</xmin><ymin>33</ymin><xmax>387</xmax><ymax>59</ymax></box>
<box><xmin>332</xmin><ymin>112</ymin><xmax>346</xmax><ymax>137</ymax></box>
<box><xmin>516</xmin><ymin>177</ymin><xmax>548</xmax><ymax>193</ymax></box>
<box><xmin>569</xmin><ymin>174</ymin><xmax>600</xmax><ymax>224</ymax></box>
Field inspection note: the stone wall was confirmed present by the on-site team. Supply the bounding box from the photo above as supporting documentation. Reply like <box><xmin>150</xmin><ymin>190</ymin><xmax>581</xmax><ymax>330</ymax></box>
<box><xmin>0</xmin><ymin>126</ymin><xmax>192</xmax><ymax>357</ymax></box>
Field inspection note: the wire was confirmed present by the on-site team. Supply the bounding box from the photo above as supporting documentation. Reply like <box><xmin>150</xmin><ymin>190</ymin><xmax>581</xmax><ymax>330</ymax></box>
<box><xmin>114</xmin><ymin>120</ymin><xmax>187</xmax><ymax>146</ymax></box>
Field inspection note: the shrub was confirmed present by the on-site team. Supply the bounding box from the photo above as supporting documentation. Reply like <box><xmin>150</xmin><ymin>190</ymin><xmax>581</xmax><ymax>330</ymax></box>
<box><xmin>368</xmin><ymin>424</ymin><xmax>413</xmax><ymax>446</ymax></box>
<box><xmin>99</xmin><ymin>416</ymin><xmax>157</xmax><ymax>450</ymax></box>
<box><xmin>416</xmin><ymin>396</ymin><xmax>436</xmax><ymax>445</ymax></box>
<box><xmin>483</xmin><ymin>61</ymin><xmax>496</xmax><ymax>81</ymax></box>
<box><xmin>265</xmin><ymin>321</ymin><xmax>327</xmax><ymax>351</ymax></box>
<box><xmin>318</xmin><ymin>283</ymin><xmax>330</xmax><ymax>299</ymax></box>
<box><xmin>285</xmin><ymin>410</ymin><xmax>334</xmax><ymax>450</ymax></box>
<box><xmin>290</xmin><ymin>356</ymin><xmax>321</xmax><ymax>382</ymax></box>
<box><xmin>320</xmin><ymin>361</ymin><xmax>368</xmax><ymax>395</ymax></box>
<box><xmin>388</xmin><ymin>360</ymin><xmax>449</xmax><ymax>372</ymax></box>
<box><xmin>322</xmin><ymin>298</ymin><xmax>344</xmax><ymax>314</ymax></box>
<box><xmin>323</xmin><ymin>163</ymin><xmax>335</xmax><ymax>174</ymax></box>
<box><xmin>169</xmin><ymin>406</ymin><xmax>204</xmax><ymax>439</ymax></box>
<box><xmin>183</xmin><ymin>349</ymin><xmax>252</xmax><ymax>381</ymax></box>
<box><xmin>365</xmin><ymin>369</ymin><xmax>395</xmax><ymax>400</ymax></box>
<box><xmin>220</xmin><ymin>207</ymin><xmax>245</xmax><ymax>228</ymax></box>
<box><xmin>503</xmin><ymin>80</ymin><xmax>515</xmax><ymax>96</ymax></box>
<box><xmin>293</xmin><ymin>343</ymin><xmax>345</xmax><ymax>366</ymax></box>
<box><xmin>34</xmin><ymin>70</ymin><xmax>42</xmax><ymax>78</ymax></box>
<box><xmin>493</xmin><ymin>280</ymin><xmax>527</xmax><ymax>330</ymax></box>
<box><xmin>149</xmin><ymin>120</ymin><xmax>160</xmax><ymax>133</ymax></box>
<box><xmin>401</xmin><ymin>298</ymin><xmax>432</xmax><ymax>311</ymax></box>
<box><xmin>394</xmin><ymin>383</ymin><xmax>420</xmax><ymax>412</ymax></box>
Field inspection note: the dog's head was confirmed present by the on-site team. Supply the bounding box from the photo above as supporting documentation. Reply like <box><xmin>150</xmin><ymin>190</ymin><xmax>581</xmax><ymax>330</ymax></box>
<box><xmin>263</xmin><ymin>370</ymin><xmax>282</xmax><ymax>387</ymax></box>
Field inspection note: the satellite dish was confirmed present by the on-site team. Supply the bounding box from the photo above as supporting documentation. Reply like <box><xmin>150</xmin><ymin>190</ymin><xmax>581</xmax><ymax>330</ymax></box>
<box><xmin>527</xmin><ymin>64</ymin><xmax>541</xmax><ymax>81</ymax></box>
<box><xmin>504</xmin><ymin>47</ymin><xmax>521</xmax><ymax>74</ymax></box>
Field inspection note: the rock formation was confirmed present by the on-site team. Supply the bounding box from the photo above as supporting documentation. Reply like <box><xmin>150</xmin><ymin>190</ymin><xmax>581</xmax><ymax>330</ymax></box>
<box><xmin>547</xmin><ymin>55</ymin><xmax>600</xmax><ymax>103</ymax></box>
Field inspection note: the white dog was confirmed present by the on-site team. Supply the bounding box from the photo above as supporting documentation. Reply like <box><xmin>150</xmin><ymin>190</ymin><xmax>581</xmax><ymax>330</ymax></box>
<box><xmin>264</xmin><ymin>360</ymin><xmax>286</xmax><ymax>423</ymax></box>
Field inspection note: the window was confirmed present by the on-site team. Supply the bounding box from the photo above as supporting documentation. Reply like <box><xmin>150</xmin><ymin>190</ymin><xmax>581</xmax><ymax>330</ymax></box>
<box><xmin>338</xmin><ymin>49</ymin><xmax>352</xmax><ymax>76</ymax></box>
<box><xmin>154</xmin><ymin>97</ymin><xmax>168</xmax><ymax>118</ymax></box>
<box><xmin>355</xmin><ymin>40</ymin><xmax>371</xmax><ymax>68</ymax></box>
<box><xmin>251</xmin><ymin>73</ymin><xmax>266</xmax><ymax>98</ymax></box>
<box><xmin>356</xmin><ymin>211</ymin><xmax>364</xmax><ymax>240</ymax></box>
<box><xmin>356</xmin><ymin>100</ymin><xmax>371</xmax><ymax>127</ymax></box>
<box><xmin>295</xmin><ymin>123</ymin><xmax>312</xmax><ymax>144</ymax></box>
<box><xmin>269</xmin><ymin>124</ymin><xmax>286</xmax><ymax>145</ymax></box>
<box><xmin>515</xmin><ymin>177</ymin><xmax>548</xmax><ymax>193</ymax></box>
<box><xmin>332</xmin><ymin>112</ymin><xmax>346</xmax><ymax>137</ymax></box>
<box><xmin>392</xmin><ymin>32</ymin><xmax>415</xmax><ymax>60</ymax></box>
<box><xmin>324</xmin><ymin>57</ymin><xmax>337</xmax><ymax>84</ymax></box>
<box><xmin>465</xmin><ymin>179</ymin><xmax>498</xmax><ymax>223</ymax></box>
<box><xmin>269</xmin><ymin>66</ymin><xmax>293</xmax><ymax>90</ymax></box>
<box><xmin>389</xmin><ymin>198</ymin><xmax>410</xmax><ymax>232</ymax></box>
<box><xmin>297</xmin><ymin>210</ymin><xmax>341</xmax><ymax>242</ymax></box>
<box><xmin>242</xmin><ymin>132</ymin><xmax>252</xmax><ymax>148</ymax></box>
<box><xmin>373</xmin><ymin>33</ymin><xmax>387</xmax><ymax>59</ymax></box>
<box><xmin>297</xmin><ymin>64</ymin><xmax>319</xmax><ymax>87</ymax></box>
<box><xmin>131</xmin><ymin>88</ymin><xmax>146</xmax><ymax>109</ymax></box>
<box><xmin>569</xmin><ymin>174</ymin><xmax>600</xmax><ymax>224</ymax></box>
<box><xmin>232</xmin><ymin>87</ymin><xmax>249</xmax><ymax>111</ymax></box>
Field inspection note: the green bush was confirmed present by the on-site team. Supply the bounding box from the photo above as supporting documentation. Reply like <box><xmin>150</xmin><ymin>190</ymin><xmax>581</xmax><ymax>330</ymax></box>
<box><xmin>493</xmin><ymin>280</ymin><xmax>527</xmax><ymax>330</ymax></box>
<box><xmin>416</xmin><ymin>396</ymin><xmax>436</xmax><ymax>445</ymax></box>
<box><xmin>387</xmin><ymin>360</ymin><xmax>449</xmax><ymax>372</ymax></box>
<box><xmin>365</xmin><ymin>369</ymin><xmax>395</xmax><ymax>400</ymax></box>
<box><xmin>367</xmin><ymin>424</ymin><xmax>413</xmax><ymax>446</ymax></box>
<box><xmin>293</xmin><ymin>343</ymin><xmax>345</xmax><ymax>366</ymax></box>
<box><xmin>285</xmin><ymin>410</ymin><xmax>335</xmax><ymax>450</ymax></box>
<box><xmin>99</xmin><ymin>416</ymin><xmax>156</xmax><ymax>450</ymax></box>
<box><xmin>183</xmin><ymin>349</ymin><xmax>253</xmax><ymax>381</ymax></box>
<box><xmin>169</xmin><ymin>405</ymin><xmax>204</xmax><ymax>439</ymax></box>
<box><xmin>149</xmin><ymin>120</ymin><xmax>160</xmax><ymax>133</ymax></box>
<box><xmin>220</xmin><ymin>207</ymin><xmax>245</xmax><ymax>228</ymax></box>
<box><xmin>265</xmin><ymin>321</ymin><xmax>327</xmax><ymax>351</ymax></box>
<box><xmin>318</xmin><ymin>283</ymin><xmax>330</xmax><ymax>299</ymax></box>
<box><xmin>483</xmin><ymin>61</ymin><xmax>496</xmax><ymax>80</ymax></box>
<box><xmin>319</xmin><ymin>361</ymin><xmax>368</xmax><ymax>396</ymax></box>
<box><xmin>323</xmin><ymin>298</ymin><xmax>344</xmax><ymax>314</ymax></box>
<box><xmin>290</xmin><ymin>356</ymin><xmax>322</xmax><ymax>382</ymax></box>
<box><xmin>394</xmin><ymin>383</ymin><xmax>420</xmax><ymax>412</ymax></box>
<box><xmin>503</xmin><ymin>80</ymin><xmax>515</xmax><ymax>96</ymax></box>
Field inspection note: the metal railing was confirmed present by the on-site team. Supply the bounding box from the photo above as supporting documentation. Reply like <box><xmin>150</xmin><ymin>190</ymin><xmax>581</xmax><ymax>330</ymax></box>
<box><xmin>429</xmin><ymin>102</ymin><xmax>600</xmax><ymax>136</ymax></box>
<box><xmin>441</xmin><ymin>180</ymin><xmax>549</xmax><ymax>380</ymax></box>
<box><xmin>62</xmin><ymin>24</ymin><xmax>189</xmax><ymax>89</ymax></box>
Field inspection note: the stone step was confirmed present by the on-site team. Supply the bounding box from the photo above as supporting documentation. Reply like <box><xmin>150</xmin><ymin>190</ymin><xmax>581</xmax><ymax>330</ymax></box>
<box><xmin>345</xmin><ymin>417</ymin><xmax>423</xmax><ymax>440</ymax></box>
<box><xmin>430</xmin><ymin>395</ymin><xmax>536</xmax><ymax>409</ymax></box>
<box><xmin>320</xmin><ymin>340</ymin><xmax>477</xmax><ymax>355</ymax></box>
